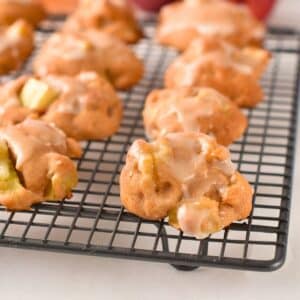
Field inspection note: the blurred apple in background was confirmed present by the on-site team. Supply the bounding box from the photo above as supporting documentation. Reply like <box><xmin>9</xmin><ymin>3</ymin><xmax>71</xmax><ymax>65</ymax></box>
<box><xmin>129</xmin><ymin>0</ymin><xmax>173</xmax><ymax>12</ymax></box>
<box><xmin>230</xmin><ymin>0</ymin><xmax>277</xmax><ymax>20</ymax></box>
<box><xmin>39</xmin><ymin>0</ymin><xmax>277</xmax><ymax>20</ymax></box>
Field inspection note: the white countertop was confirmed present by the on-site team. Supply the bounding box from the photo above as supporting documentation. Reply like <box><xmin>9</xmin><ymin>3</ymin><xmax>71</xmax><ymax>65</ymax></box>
<box><xmin>1</xmin><ymin>1</ymin><xmax>300</xmax><ymax>299</ymax></box>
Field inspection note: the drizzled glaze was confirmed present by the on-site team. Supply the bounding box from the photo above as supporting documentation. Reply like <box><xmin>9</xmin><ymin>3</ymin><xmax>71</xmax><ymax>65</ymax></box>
<box><xmin>81</xmin><ymin>0</ymin><xmax>126</xmax><ymax>8</ymax></box>
<box><xmin>131</xmin><ymin>133</ymin><xmax>235</xmax><ymax>195</ymax></box>
<box><xmin>129</xmin><ymin>132</ymin><xmax>236</xmax><ymax>237</ymax></box>
<box><xmin>43</xmin><ymin>75</ymin><xmax>88</xmax><ymax>115</ymax></box>
<box><xmin>47</xmin><ymin>33</ymin><xmax>93</xmax><ymax>61</ymax></box>
<box><xmin>165</xmin><ymin>133</ymin><xmax>235</xmax><ymax>238</ymax></box>
<box><xmin>146</xmin><ymin>88</ymin><xmax>231</xmax><ymax>137</ymax></box>
<box><xmin>167</xmin><ymin>36</ymin><xmax>271</xmax><ymax>88</ymax></box>
<box><xmin>158</xmin><ymin>0</ymin><xmax>265</xmax><ymax>46</ymax></box>
<box><xmin>163</xmin><ymin>133</ymin><xmax>234</xmax><ymax>197</ymax></box>
<box><xmin>174</xmin><ymin>42</ymin><xmax>255</xmax><ymax>86</ymax></box>
<box><xmin>0</xmin><ymin>21</ymin><xmax>30</xmax><ymax>52</ymax></box>
<box><xmin>0</xmin><ymin>119</ymin><xmax>69</xmax><ymax>168</ymax></box>
<box><xmin>43</xmin><ymin>72</ymin><xmax>111</xmax><ymax>115</ymax></box>
<box><xmin>177</xmin><ymin>203</ymin><xmax>213</xmax><ymax>239</ymax></box>
<box><xmin>159</xmin><ymin>21</ymin><xmax>236</xmax><ymax>39</ymax></box>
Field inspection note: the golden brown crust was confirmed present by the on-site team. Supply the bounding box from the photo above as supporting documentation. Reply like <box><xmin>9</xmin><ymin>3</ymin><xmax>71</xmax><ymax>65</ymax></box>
<box><xmin>120</xmin><ymin>132</ymin><xmax>253</xmax><ymax>237</ymax></box>
<box><xmin>0</xmin><ymin>152</ymin><xmax>78</xmax><ymax>211</ymax></box>
<box><xmin>33</xmin><ymin>30</ymin><xmax>144</xmax><ymax>90</ymax></box>
<box><xmin>0</xmin><ymin>119</ymin><xmax>81</xmax><ymax>211</ymax></box>
<box><xmin>63</xmin><ymin>0</ymin><xmax>142</xmax><ymax>44</ymax></box>
<box><xmin>0</xmin><ymin>0</ymin><xmax>46</xmax><ymax>27</ymax></box>
<box><xmin>42</xmin><ymin>72</ymin><xmax>123</xmax><ymax>140</ymax></box>
<box><xmin>165</xmin><ymin>38</ymin><xmax>271</xmax><ymax>107</ymax></box>
<box><xmin>0</xmin><ymin>20</ymin><xmax>34</xmax><ymax>75</ymax></box>
<box><xmin>143</xmin><ymin>87</ymin><xmax>247</xmax><ymax>146</ymax></box>
<box><xmin>156</xmin><ymin>0</ymin><xmax>266</xmax><ymax>51</ymax></box>
<box><xmin>0</xmin><ymin>185</ymin><xmax>40</xmax><ymax>211</ymax></box>
<box><xmin>219</xmin><ymin>172</ymin><xmax>253</xmax><ymax>228</ymax></box>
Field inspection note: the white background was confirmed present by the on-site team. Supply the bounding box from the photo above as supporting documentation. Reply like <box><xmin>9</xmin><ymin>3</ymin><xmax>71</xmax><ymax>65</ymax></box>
<box><xmin>1</xmin><ymin>1</ymin><xmax>300</xmax><ymax>299</ymax></box>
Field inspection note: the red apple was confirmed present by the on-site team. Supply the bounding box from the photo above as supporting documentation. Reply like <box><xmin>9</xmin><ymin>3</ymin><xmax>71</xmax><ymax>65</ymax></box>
<box><xmin>229</xmin><ymin>0</ymin><xmax>277</xmax><ymax>20</ymax></box>
<box><xmin>130</xmin><ymin>0</ymin><xmax>174</xmax><ymax>12</ymax></box>
<box><xmin>246</xmin><ymin>0</ymin><xmax>277</xmax><ymax>20</ymax></box>
<box><xmin>131</xmin><ymin>0</ymin><xmax>277</xmax><ymax>20</ymax></box>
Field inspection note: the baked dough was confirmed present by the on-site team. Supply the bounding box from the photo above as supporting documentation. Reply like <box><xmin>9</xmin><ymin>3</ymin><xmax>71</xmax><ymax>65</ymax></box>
<box><xmin>0</xmin><ymin>20</ymin><xmax>34</xmax><ymax>75</ymax></box>
<box><xmin>165</xmin><ymin>37</ymin><xmax>271</xmax><ymax>107</ymax></box>
<box><xmin>143</xmin><ymin>87</ymin><xmax>247</xmax><ymax>146</ymax></box>
<box><xmin>120</xmin><ymin>132</ymin><xmax>253</xmax><ymax>238</ymax></box>
<box><xmin>33</xmin><ymin>30</ymin><xmax>144</xmax><ymax>90</ymax></box>
<box><xmin>0</xmin><ymin>119</ymin><xmax>82</xmax><ymax>211</ymax></box>
<box><xmin>0</xmin><ymin>0</ymin><xmax>46</xmax><ymax>27</ymax></box>
<box><xmin>42</xmin><ymin>72</ymin><xmax>123</xmax><ymax>140</ymax></box>
<box><xmin>0</xmin><ymin>72</ymin><xmax>123</xmax><ymax>140</ymax></box>
<box><xmin>63</xmin><ymin>0</ymin><xmax>142</xmax><ymax>44</ymax></box>
<box><xmin>156</xmin><ymin>0</ymin><xmax>265</xmax><ymax>51</ymax></box>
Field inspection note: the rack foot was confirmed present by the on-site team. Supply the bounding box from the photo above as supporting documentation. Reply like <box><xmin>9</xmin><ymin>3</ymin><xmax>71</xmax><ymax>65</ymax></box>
<box><xmin>171</xmin><ymin>265</ymin><xmax>199</xmax><ymax>271</ymax></box>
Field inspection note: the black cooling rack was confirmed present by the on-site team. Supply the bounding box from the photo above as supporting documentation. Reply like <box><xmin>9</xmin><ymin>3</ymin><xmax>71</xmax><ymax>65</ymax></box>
<box><xmin>0</xmin><ymin>20</ymin><xmax>299</xmax><ymax>272</ymax></box>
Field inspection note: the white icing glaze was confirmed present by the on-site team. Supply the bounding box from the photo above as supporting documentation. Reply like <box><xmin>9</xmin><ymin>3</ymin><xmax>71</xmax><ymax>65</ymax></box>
<box><xmin>160</xmin><ymin>0</ymin><xmax>246</xmax><ymax>37</ymax></box>
<box><xmin>44</xmin><ymin>76</ymin><xmax>89</xmax><ymax>115</ymax></box>
<box><xmin>0</xmin><ymin>38</ymin><xmax>13</xmax><ymax>52</ymax></box>
<box><xmin>177</xmin><ymin>203</ymin><xmax>210</xmax><ymax>239</ymax></box>
<box><xmin>0</xmin><ymin>21</ymin><xmax>31</xmax><ymax>59</ymax></box>
<box><xmin>43</xmin><ymin>76</ymin><xmax>71</xmax><ymax>94</ymax></box>
<box><xmin>55</xmin><ymin>95</ymin><xmax>84</xmax><ymax>115</ymax></box>
<box><xmin>163</xmin><ymin>95</ymin><xmax>210</xmax><ymax>133</ymax></box>
<box><xmin>128</xmin><ymin>141</ymin><xmax>141</xmax><ymax>161</ymax></box>
<box><xmin>220</xmin><ymin>41</ymin><xmax>255</xmax><ymax>73</ymax></box>
<box><xmin>212</xmin><ymin>158</ymin><xmax>235</xmax><ymax>177</ymax></box>
<box><xmin>184</xmin><ymin>50</ymin><xmax>252</xmax><ymax>83</ymax></box>
<box><xmin>131</xmin><ymin>133</ymin><xmax>234</xmax><ymax>197</ymax></box>
<box><xmin>4</xmin><ymin>0</ymin><xmax>33</xmax><ymax>3</ymax></box>
<box><xmin>252</xmin><ymin>26</ymin><xmax>266</xmax><ymax>40</ymax></box>
<box><xmin>0</xmin><ymin>95</ymin><xmax>21</xmax><ymax>112</ymax></box>
<box><xmin>172</xmin><ymin>40</ymin><xmax>259</xmax><ymax>86</ymax></box>
<box><xmin>159</xmin><ymin>22</ymin><xmax>235</xmax><ymax>38</ymax></box>
<box><xmin>78</xmin><ymin>72</ymin><xmax>99</xmax><ymax>81</ymax></box>
<box><xmin>0</xmin><ymin>119</ymin><xmax>68</xmax><ymax>168</ymax></box>
<box><xmin>110</xmin><ymin>0</ymin><xmax>126</xmax><ymax>7</ymax></box>
<box><xmin>47</xmin><ymin>34</ymin><xmax>92</xmax><ymax>61</ymax></box>
<box><xmin>168</xmin><ymin>134</ymin><xmax>235</xmax><ymax>237</ymax></box>
<box><xmin>164</xmin><ymin>133</ymin><xmax>206</xmax><ymax>190</ymax></box>
<box><xmin>157</xmin><ymin>88</ymin><xmax>227</xmax><ymax>133</ymax></box>
<box><xmin>81</xmin><ymin>0</ymin><xmax>127</xmax><ymax>10</ymax></box>
<box><xmin>148</xmin><ymin>88</ymin><xmax>230</xmax><ymax>137</ymax></box>
<box><xmin>159</xmin><ymin>0</ymin><xmax>263</xmax><ymax>42</ymax></box>
<box><xmin>128</xmin><ymin>132</ymin><xmax>237</xmax><ymax>237</ymax></box>
<box><xmin>0</xmin><ymin>28</ymin><xmax>20</xmax><ymax>52</ymax></box>
<box><xmin>128</xmin><ymin>141</ymin><xmax>153</xmax><ymax>175</ymax></box>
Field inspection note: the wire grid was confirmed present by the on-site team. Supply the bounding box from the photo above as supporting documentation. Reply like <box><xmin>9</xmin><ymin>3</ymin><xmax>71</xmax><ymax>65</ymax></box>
<box><xmin>0</xmin><ymin>22</ymin><xmax>299</xmax><ymax>271</ymax></box>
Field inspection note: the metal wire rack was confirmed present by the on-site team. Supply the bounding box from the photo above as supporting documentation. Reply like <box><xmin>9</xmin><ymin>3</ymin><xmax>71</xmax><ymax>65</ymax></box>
<box><xmin>0</xmin><ymin>20</ymin><xmax>299</xmax><ymax>272</ymax></box>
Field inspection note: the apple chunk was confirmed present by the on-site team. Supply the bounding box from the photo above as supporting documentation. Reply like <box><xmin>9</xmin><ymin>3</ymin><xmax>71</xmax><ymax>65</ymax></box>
<box><xmin>20</xmin><ymin>78</ymin><xmax>59</xmax><ymax>112</ymax></box>
<box><xmin>0</xmin><ymin>140</ymin><xmax>23</xmax><ymax>193</ymax></box>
